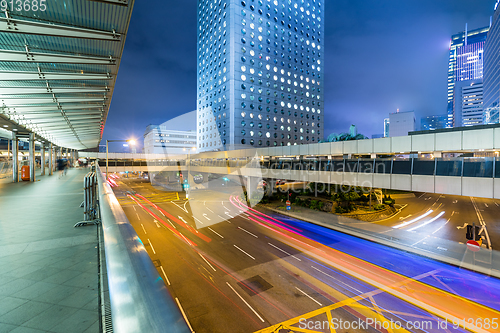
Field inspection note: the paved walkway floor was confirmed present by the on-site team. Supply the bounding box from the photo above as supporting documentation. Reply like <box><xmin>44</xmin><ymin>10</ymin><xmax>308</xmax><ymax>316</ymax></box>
<box><xmin>0</xmin><ymin>168</ymin><xmax>99</xmax><ymax>333</ymax></box>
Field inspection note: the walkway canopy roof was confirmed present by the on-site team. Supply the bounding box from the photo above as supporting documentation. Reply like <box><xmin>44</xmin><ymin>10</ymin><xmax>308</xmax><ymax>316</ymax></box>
<box><xmin>0</xmin><ymin>0</ymin><xmax>135</xmax><ymax>150</ymax></box>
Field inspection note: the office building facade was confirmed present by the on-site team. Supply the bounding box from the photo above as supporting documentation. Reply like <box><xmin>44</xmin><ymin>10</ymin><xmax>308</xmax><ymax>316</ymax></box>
<box><xmin>144</xmin><ymin>126</ymin><xmax>197</xmax><ymax>155</ymax></box>
<box><xmin>483</xmin><ymin>2</ymin><xmax>500</xmax><ymax>125</ymax></box>
<box><xmin>421</xmin><ymin>115</ymin><xmax>447</xmax><ymax>131</ymax></box>
<box><xmin>388</xmin><ymin>111</ymin><xmax>415</xmax><ymax>137</ymax></box>
<box><xmin>196</xmin><ymin>0</ymin><xmax>325</xmax><ymax>152</ymax></box>
<box><xmin>447</xmin><ymin>25</ymin><xmax>489</xmax><ymax>127</ymax></box>
<box><xmin>454</xmin><ymin>80</ymin><xmax>484</xmax><ymax>127</ymax></box>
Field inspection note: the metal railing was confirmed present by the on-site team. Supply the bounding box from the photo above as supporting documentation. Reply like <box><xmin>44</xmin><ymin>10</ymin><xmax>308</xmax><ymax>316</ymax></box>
<box><xmin>96</xmin><ymin>165</ymin><xmax>191</xmax><ymax>333</ymax></box>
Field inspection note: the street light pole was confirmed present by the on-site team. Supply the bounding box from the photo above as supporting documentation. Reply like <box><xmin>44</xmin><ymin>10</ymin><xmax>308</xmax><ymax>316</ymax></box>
<box><xmin>106</xmin><ymin>139</ymin><xmax>136</xmax><ymax>180</ymax></box>
<box><xmin>183</xmin><ymin>147</ymin><xmax>196</xmax><ymax>199</ymax></box>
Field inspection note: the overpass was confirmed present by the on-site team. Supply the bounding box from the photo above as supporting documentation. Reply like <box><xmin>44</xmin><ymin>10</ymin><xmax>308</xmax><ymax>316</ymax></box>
<box><xmin>80</xmin><ymin>124</ymin><xmax>500</xmax><ymax>199</ymax></box>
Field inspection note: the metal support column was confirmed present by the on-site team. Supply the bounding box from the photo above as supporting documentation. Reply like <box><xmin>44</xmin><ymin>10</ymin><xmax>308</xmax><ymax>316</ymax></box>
<box><xmin>29</xmin><ymin>132</ymin><xmax>35</xmax><ymax>182</ymax></box>
<box><xmin>66</xmin><ymin>148</ymin><xmax>69</xmax><ymax>159</ymax></box>
<box><xmin>49</xmin><ymin>143</ymin><xmax>53</xmax><ymax>175</ymax></box>
<box><xmin>41</xmin><ymin>145</ymin><xmax>46</xmax><ymax>176</ymax></box>
<box><xmin>12</xmin><ymin>132</ymin><xmax>18</xmax><ymax>182</ymax></box>
<box><xmin>7</xmin><ymin>138</ymin><xmax>10</xmax><ymax>161</ymax></box>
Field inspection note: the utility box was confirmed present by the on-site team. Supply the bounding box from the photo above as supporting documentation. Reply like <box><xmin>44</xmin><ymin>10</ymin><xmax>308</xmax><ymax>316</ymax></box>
<box><xmin>21</xmin><ymin>165</ymin><xmax>30</xmax><ymax>181</ymax></box>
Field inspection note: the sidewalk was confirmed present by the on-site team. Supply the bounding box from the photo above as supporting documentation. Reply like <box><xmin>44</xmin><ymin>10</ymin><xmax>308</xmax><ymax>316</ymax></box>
<box><xmin>260</xmin><ymin>203</ymin><xmax>500</xmax><ymax>278</ymax></box>
<box><xmin>0</xmin><ymin>168</ymin><xmax>99</xmax><ymax>333</ymax></box>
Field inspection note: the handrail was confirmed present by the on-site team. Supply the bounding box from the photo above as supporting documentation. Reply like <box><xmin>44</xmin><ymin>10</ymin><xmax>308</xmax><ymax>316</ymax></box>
<box><xmin>96</xmin><ymin>165</ymin><xmax>191</xmax><ymax>333</ymax></box>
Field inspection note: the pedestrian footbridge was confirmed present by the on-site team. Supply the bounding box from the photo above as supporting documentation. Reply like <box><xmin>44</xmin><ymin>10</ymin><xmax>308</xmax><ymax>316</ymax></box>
<box><xmin>80</xmin><ymin>125</ymin><xmax>500</xmax><ymax>199</ymax></box>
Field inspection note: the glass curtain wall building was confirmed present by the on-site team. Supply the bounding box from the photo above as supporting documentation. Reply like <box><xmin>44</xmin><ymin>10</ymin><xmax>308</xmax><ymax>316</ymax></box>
<box><xmin>196</xmin><ymin>0</ymin><xmax>325</xmax><ymax>152</ymax></box>
<box><xmin>447</xmin><ymin>25</ymin><xmax>489</xmax><ymax>127</ymax></box>
<box><xmin>484</xmin><ymin>2</ymin><xmax>500</xmax><ymax>125</ymax></box>
<box><xmin>421</xmin><ymin>115</ymin><xmax>447</xmax><ymax>131</ymax></box>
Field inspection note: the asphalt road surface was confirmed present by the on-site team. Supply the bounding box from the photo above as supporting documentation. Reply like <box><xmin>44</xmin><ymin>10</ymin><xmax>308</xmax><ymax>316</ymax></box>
<box><xmin>372</xmin><ymin>193</ymin><xmax>500</xmax><ymax>250</ymax></box>
<box><xmin>111</xmin><ymin>177</ymin><xmax>500</xmax><ymax>333</ymax></box>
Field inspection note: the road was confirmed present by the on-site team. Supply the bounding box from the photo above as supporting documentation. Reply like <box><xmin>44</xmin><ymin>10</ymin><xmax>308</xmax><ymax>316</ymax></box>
<box><xmin>370</xmin><ymin>193</ymin><xmax>500</xmax><ymax>250</ymax></box>
<box><xmin>112</xmin><ymin>177</ymin><xmax>500</xmax><ymax>333</ymax></box>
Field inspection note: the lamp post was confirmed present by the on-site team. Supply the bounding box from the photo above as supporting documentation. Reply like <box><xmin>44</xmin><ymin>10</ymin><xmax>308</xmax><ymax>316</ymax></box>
<box><xmin>183</xmin><ymin>147</ymin><xmax>196</xmax><ymax>199</ymax></box>
<box><xmin>106</xmin><ymin>139</ymin><xmax>135</xmax><ymax>179</ymax></box>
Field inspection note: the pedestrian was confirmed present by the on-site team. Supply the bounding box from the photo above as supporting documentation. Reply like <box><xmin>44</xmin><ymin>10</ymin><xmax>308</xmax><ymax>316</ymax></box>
<box><xmin>57</xmin><ymin>158</ymin><xmax>64</xmax><ymax>177</ymax></box>
<box><xmin>63</xmin><ymin>158</ymin><xmax>68</xmax><ymax>176</ymax></box>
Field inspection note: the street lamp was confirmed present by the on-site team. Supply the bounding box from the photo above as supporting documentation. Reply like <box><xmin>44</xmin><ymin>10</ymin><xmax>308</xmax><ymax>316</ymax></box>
<box><xmin>183</xmin><ymin>147</ymin><xmax>196</xmax><ymax>199</ymax></box>
<box><xmin>106</xmin><ymin>139</ymin><xmax>135</xmax><ymax>178</ymax></box>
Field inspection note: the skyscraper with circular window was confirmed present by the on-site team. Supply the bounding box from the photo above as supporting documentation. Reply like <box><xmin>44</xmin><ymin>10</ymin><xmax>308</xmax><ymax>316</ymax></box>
<box><xmin>197</xmin><ymin>0</ymin><xmax>324</xmax><ymax>152</ymax></box>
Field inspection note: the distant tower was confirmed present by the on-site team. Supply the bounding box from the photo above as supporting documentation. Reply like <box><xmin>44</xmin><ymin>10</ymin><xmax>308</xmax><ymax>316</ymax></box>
<box><xmin>349</xmin><ymin>124</ymin><xmax>357</xmax><ymax>137</ymax></box>
<box><xmin>196</xmin><ymin>0</ymin><xmax>325</xmax><ymax>151</ymax></box>
<box><xmin>483</xmin><ymin>2</ymin><xmax>500</xmax><ymax>125</ymax></box>
<box><xmin>383</xmin><ymin>118</ymin><xmax>390</xmax><ymax>138</ymax></box>
<box><xmin>447</xmin><ymin>25</ymin><xmax>489</xmax><ymax>127</ymax></box>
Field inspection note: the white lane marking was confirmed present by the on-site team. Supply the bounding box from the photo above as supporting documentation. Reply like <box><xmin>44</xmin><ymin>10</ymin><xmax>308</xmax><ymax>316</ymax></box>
<box><xmin>418</xmin><ymin>192</ymin><xmax>427</xmax><ymax>199</ymax></box>
<box><xmin>456</xmin><ymin>223</ymin><xmax>468</xmax><ymax>230</ymax></box>
<box><xmin>471</xmin><ymin>197</ymin><xmax>492</xmax><ymax>249</ymax></box>
<box><xmin>208</xmin><ymin>227</ymin><xmax>224</xmax><ymax>238</ymax></box>
<box><xmin>226</xmin><ymin>282</ymin><xmax>265</xmax><ymax>322</ymax></box>
<box><xmin>203</xmin><ymin>213</ymin><xmax>211</xmax><ymax>220</ymax></box>
<box><xmin>225</xmin><ymin>211</ymin><xmax>234</xmax><ymax>219</ymax></box>
<box><xmin>165</xmin><ymin>218</ymin><xmax>176</xmax><ymax>229</ymax></box>
<box><xmin>178</xmin><ymin>216</ymin><xmax>188</xmax><ymax>224</ymax></box>
<box><xmin>485</xmin><ymin>203</ymin><xmax>489</xmax><ymax>208</ymax></box>
<box><xmin>206</xmin><ymin>207</ymin><xmax>214</xmax><ymax>213</ymax></box>
<box><xmin>141</xmin><ymin>224</ymin><xmax>147</xmax><ymax>234</ymax></box>
<box><xmin>432</xmin><ymin>218</ymin><xmax>450</xmax><ymax>234</ymax></box>
<box><xmin>154</xmin><ymin>219</ymin><xmax>161</xmax><ymax>228</ymax></box>
<box><xmin>175</xmin><ymin>298</ymin><xmax>195</xmax><ymax>332</ymax></box>
<box><xmin>393</xmin><ymin>210</ymin><xmax>434</xmax><ymax>229</ymax></box>
<box><xmin>133</xmin><ymin>206</ymin><xmax>137</xmax><ymax>211</ymax></box>
<box><xmin>179</xmin><ymin>233</ymin><xmax>193</xmax><ymax>246</ymax></box>
<box><xmin>268</xmin><ymin>242</ymin><xmax>301</xmax><ymax>261</ymax></box>
<box><xmin>217</xmin><ymin>214</ymin><xmax>231</xmax><ymax>223</ymax></box>
<box><xmin>495</xmin><ymin>202</ymin><xmax>499</xmax><ymax>207</ymax></box>
<box><xmin>160</xmin><ymin>211</ymin><xmax>165</xmax><ymax>217</ymax></box>
<box><xmin>411</xmin><ymin>236</ymin><xmax>428</xmax><ymax>247</ymax></box>
<box><xmin>183</xmin><ymin>200</ymin><xmax>189</xmax><ymax>212</ymax></box>
<box><xmin>136</xmin><ymin>213</ymin><xmax>141</xmax><ymax>220</ymax></box>
<box><xmin>172</xmin><ymin>201</ymin><xmax>188</xmax><ymax>213</ymax></box>
<box><xmin>148</xmin><ymin>239</ymin><xmax>156</xmax><ymax>254</ymax></box>
<box><xmin>198</xmin><ymin>253</ymin><xmax>216</xmax><ymax>271</ymax></box>
<box><xmin>453</xmin><ymin>200</ymin><xmax>458</xmax><ymax>204</ymax></box>
<box><xmin>408</xmin><ymin>211</ymin><xmax>446</xmax><ymax>231</ymax></box>
<box><xmin>204</xmin><ymin>201</ymin><xmax>206</xmax><ymax>205</ymax></box>
<box><xmin>233</xmin><ymin>245</ymin><xmax>255</xmax><ymax>260</ymax></box>
<box><xmin>238</xmin><ymin>227</ymin><xmax>258</xmax><ymax>238</ymax></box>
<box><xmin>160</xmin><ymin>266</ymin><xmax>171</xmax><ymax>286</ymax></box>
<box><xmin>295</xmin><ymin>287</ymin><xmax>322</xmax><ymax>306</ymax></box>
<box><xmin>311</xmin><ymin>266</ymin><xmax>362</xmax><ymax>294</ymax></box>
<box><xmin>193</xmin><ymin>216</ymin><xmax>204</xmax><ymax>225</ymax></box>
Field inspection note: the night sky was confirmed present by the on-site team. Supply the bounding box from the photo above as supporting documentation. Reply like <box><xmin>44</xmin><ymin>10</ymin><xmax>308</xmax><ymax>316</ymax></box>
<box><xmin>102</xmin><ymin>0</ymin><xmax>496</xmax><ymax>152</ymax></box>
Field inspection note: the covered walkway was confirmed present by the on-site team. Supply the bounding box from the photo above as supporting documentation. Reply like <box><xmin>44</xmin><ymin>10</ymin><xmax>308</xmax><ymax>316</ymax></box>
<box><xmin>0</xmin><ymin>168</ymin><xmax>99</xmax><ymax>333</ymax></box>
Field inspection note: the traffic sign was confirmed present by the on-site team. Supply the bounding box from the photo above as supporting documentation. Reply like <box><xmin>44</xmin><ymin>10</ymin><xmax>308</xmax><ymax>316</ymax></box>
<box><xmin>466</xmin><ymin>240</ymin><xmax>480</xmax><ymax>252</ymax></box>
<box><xmin>286</xmin><ymin>206</ymin><xmax>291</xmax><ymax>211</ymax></box>
<box><xmin>286</xmin><ymin>200</ymin><xmax>291</xmax><ymax>206</ymax></box>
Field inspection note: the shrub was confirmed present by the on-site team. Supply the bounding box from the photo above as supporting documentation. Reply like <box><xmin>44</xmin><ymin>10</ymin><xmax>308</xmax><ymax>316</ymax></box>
<box><xmin>335</xmin><ymin>206</ymin><xmax>347</xmax><ymax>214</ymax></box>
<box><xmin>309</xmin><ymin>200</ymin><xmax>319</xmax><ymax>210</ymax></box>
<box><xmin>373</xmin><ymin>204</ymin><xmax>385</xmax><ymax>211</ymax></box>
